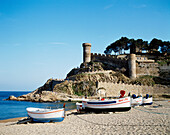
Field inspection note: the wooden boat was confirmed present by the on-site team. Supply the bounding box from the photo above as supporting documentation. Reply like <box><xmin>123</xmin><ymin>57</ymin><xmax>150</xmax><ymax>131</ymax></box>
<box><xmin>142</xmin><ymin>94</ymin><xmax>153</xmax><ymax>105</ymax></box>
<box><xmin>131</xmin><ymin>94</ymin><xmax>143</xmax><ymax>106</ymax></box>
<box><xmin>81</xmin><ymin>96</ymin><xmax>131</xmax><ymax>112</ymax></box>
<box><xmin>76</xmin><ymin>102</ymin><xmax>83</xmax><ymax>113</ymax></box>
<box><xmin>26</xmin><ymin>104</ymin><xmax>65</xmax><ymax>122</ymax></box>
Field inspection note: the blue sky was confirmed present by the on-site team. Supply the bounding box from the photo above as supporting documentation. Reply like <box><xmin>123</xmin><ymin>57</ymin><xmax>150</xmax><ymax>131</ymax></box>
<box><xmin>0</xmin><ymin>0</ymin><xmax>170</xmax><ymax>91</ymax></box>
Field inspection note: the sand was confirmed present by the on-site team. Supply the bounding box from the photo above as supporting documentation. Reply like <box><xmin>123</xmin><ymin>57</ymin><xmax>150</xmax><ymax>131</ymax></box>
<box><xmin>0</xmin><ymin>101</ymin><xmax>169</xmax><ymax>135</ymax></box>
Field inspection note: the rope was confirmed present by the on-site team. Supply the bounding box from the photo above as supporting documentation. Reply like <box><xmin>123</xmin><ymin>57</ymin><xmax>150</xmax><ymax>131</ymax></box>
<box><xmin>66</xmin><ymin>110</ymin><xmax>167</xmax><ymax>127</ymax></box>
<box><xmin>74</xmin><ymin>114</ymin><xmax>166</xmax><ymax>127</ymax></box>
<box><xmin>133</xmin><ymin>107</ymin><xmax>169</xmax><ymax>115</ymax></box>
<box><xmin>133</xmin><ymin>102</ymin><xmax>169</xmax><ymax>115</ymax></box>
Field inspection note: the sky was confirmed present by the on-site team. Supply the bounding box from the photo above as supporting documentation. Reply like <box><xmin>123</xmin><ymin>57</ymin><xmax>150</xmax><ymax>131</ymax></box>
<box><xmin>0</xmin><ymin>0</ymin><xmax>170</xmax><ymax>91</ymax></box>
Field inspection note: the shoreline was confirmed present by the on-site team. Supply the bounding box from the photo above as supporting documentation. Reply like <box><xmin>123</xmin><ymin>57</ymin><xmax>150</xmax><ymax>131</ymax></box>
<box><xmin>0</xmin><ymin>109</ymin><xmax>77</xmax><ymax>123</ymax></box>
<box><xmin>1</xmin><ymin>99</ymin><xmax>170</xmax><ymax>123</ymax></box>
<box><xmin>0</xmin><ymin>117</ymin><xmax>27</xmax><ymax>123</ymax></box>
<box><xmin>0</xmin><ymin>101</ymin><xmax>169</xmax><ymax>135</ymax></box>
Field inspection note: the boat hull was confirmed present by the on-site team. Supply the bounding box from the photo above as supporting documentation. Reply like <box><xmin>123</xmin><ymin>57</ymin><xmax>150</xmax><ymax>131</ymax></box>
<box><xmin>142</xmin><ymin>97</ymin><xmax>153</xmax><ymax>105</ymax></box>
<box><xmin>84</xmin><ymin>107</ymin><xmax>131</xmax><ymax>113</ymax></box>
<box><xmin>30</xmin><ymin>117</ymin><xmax>64</xmax><ymax>123</ymax></box>
<box><xmin>26</xmin><ymin>107</ymin><xmax>65</xmax><ymax>122</ymax></box>
<box><xmin>131</xmin><ymin>97</ymin><xmax>143</xmax><ymax>106</ymax></box>
<box><xmin>76</xmin><ymin>102</ymin><xmax>83</xmax><ymax>113</ymax></box>
<box><xmin>82</xmin><ymin>97</ymin><xmax>131</xmax><ymax>112</ymax></box>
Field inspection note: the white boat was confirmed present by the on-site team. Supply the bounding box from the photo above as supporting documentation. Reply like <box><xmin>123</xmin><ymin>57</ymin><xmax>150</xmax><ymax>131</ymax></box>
<box><xmin>26</xmin><ymin>105</ymin><xmax>65</xmax><ymax>122</ymax></box>
<box><xmin>81</xmin><ymin>97</ymin><xmax>131</xmax><ymax>112</ymax></box>
<box><xmin>131</xmin><ymin>95</ymin><xmax>143</xmax><ymax>106</ymax></box>
<box><xmin>142</xmin><ymin>94</ymin><xmax>153</xmax><ymax>105</ymax></box>
<box><xmin>76</xmin><ymin>102</ymin><xmax>83</xmax><ymax>113</ymax></box>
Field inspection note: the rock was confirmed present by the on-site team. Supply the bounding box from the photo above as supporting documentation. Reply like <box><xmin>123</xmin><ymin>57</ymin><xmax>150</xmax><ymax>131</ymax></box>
<box><xmin>8</xmin><ymin>95</ymin><xmax>17</xmax><ymax>100</ymax></box>
<box><xmin>17</xmin><ymin>98</ymin><xmax>26</xmax><ymax>101</ymax></box>
<box><xmin>19</xmin><ymin>95</ymin><xmax>27</xmax><ymax>98</ymax></box>
<box><xmin>39</xmin><ymin>97</ymin><xmax>53</xmax><ymax>102</ymax></box>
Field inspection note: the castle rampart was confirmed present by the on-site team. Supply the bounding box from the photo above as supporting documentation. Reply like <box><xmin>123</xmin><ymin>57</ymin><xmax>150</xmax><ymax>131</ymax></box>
<box><xmin>96</xmin><ymin>82</ymin><xmax>165</xmax><ymax>97</ymax></box>
<box><xmin>159</xmin><ymin>64</ymin><xmax>170</xmax><ymax>70</ymax></box>
<box><xmin>91</xmin><ymin>53</ymin><xmax>128</xmax><ymax>70</ymax></box>
<box><xmin>78</xmin><ymin>70</ymin><xmax>113</xmax><ymax>75</ymax></box>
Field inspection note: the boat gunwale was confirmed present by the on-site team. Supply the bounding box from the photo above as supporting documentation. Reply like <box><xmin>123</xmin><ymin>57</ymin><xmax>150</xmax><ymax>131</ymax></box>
<box><xmin>84</xmin><ymin>100</ymin><xmax>130</xmax><ymax>107</ymax></box>
<box><xmin>27</xmin><ymin>108</ymin><xmax>64</xmax><ymax>115</ymax></box>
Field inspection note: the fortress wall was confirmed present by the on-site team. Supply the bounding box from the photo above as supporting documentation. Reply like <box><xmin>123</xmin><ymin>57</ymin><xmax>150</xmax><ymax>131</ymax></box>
<box><xmin>79</xmin><ymin>70</ymin><xmax>112</xmax><ymax>75</ymax></box>
<box><xmin>159</xmin><ymin>64</ymin><xmax>170</xmax><ymax>70</ymax></box>
<box><xmin>91</xmin><ymin>53</ymin><xmax>128</xmax><ymax>69</ymax></box>
<box><xmin>159</xmin><ymin>64</ymin><xmax>170</xmax><ymax>79</ymax></box>
<box><xmin>91</xmin><ymin>53</ymin><xmax>160</xmax><ymax>77</ymax></box>
<box><xmin>97</xmin><ymin>82</ymin><xmax>154</xmax><ymax>97</ymax></box>
<box><xmin>51</xmin><ymin>79</ymin><xmax>65</xmax><ymax>90</ymax></box>
<box><xmin>136</xmin><ymin>62</ymin><xmax>159</xmax><ymax>77</ymax></box>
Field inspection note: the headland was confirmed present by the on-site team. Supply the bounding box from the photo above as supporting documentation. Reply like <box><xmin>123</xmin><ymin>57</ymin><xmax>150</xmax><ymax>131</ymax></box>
<box><xmin>6</xmin><ymin>43</ymin><xmax>170</xmax><ymax>102</ymax></box>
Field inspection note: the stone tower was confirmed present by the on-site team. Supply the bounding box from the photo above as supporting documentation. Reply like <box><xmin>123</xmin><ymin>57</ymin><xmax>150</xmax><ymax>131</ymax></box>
<box><xmin>82</xmin><ymin>43</ymin><xmax>91</xmax><ymax>63</ymax></box>
<box><xmin>128</xmin><ymin>54</ymin><xmax>136</xmax><ymax>79</ymax></box>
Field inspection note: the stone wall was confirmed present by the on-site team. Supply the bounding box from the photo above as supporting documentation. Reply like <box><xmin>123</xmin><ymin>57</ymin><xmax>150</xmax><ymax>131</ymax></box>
<box><xmin>91</xmin><ymin>53</ymin><xmax>128</xmax><ymax>70</ymax></box>
<box><xmin>51</xmin><ymin>79</ymin><xmax>65</xmax><ymax>90</ymax></box>
<box><xmin>159</xmin><ymin>64</ymin><xmax>170</xmax><ymax>71</ymax></box>
<box><xmin>78</xmin><ymin>70</ymin><xmax>112</xmax><ymax>75</ymax></box>
<box><xmin>136</xmin><ymin>62</ymin><xmax>159</xmax><ymax>77</ymax></box>
<box><xmin>159</xmin><ymin>64</ymin><xmax>170</xmax><ymax>80</ymax></box>
<box><xmin>91</xmin><ymin>53</ymin><xmax>160</xmax><ymax>77</ymax></box>
<box><xmin>96</xmin><ymin>82</ymin><xmax>168</xmax><ymax>97</ymax></box>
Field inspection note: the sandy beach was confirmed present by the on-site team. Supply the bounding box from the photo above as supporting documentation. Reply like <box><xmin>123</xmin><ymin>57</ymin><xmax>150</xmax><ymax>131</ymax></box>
<box><xmin>0</xmin><ymin>101</ymin><xmax>169</xmax><ymax>135</ymax></box>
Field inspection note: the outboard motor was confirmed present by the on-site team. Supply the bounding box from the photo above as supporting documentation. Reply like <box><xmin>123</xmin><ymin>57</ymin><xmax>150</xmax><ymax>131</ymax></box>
<box><xmin>146</xmin><ymin>94</ymin><xmax>149</xmax><ymax>99</ymax></box>
<box><xmin>119</xmin><ymin>90</ymin><xmax>125</xmax><ymax>98</ymax></box>
<box><xmin>128</xmin><ymin>92</ymin><xmax>131</xmax><ymax>96</ymax></box>
<box><xmin>132</xmin><ymin>94</ymin><xmax>137</xmax><ymax>99</ymax></box>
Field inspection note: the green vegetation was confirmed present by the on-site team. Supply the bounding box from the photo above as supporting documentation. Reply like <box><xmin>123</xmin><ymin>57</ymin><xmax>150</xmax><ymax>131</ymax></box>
<box><xmin>72</xmin><ymin>81</ymin><xmax>96</xmax><ymax>96</ymax></box>
<box><xmin>157</xmin><ymin>56</ymin><xmax>170</xmax><ymax>65</ymax></box>
<box><xmin>134</xmin><ymin>75</ymin><xmax>155</xmax><ymax>86</ymax></box>
<box><xmin>104</xmin><ymin>37</ymin><xmax>170</xmax><ymax>55</ymax></box>
<box><xmin>157</xmin><ymin>60</ymin><xmax>169</xmax><ymax>65</ymax></box>
<box><xmin>133</xmin><ymin>75</ymin><xmax>170</xmax><ymax>86</ymax></box>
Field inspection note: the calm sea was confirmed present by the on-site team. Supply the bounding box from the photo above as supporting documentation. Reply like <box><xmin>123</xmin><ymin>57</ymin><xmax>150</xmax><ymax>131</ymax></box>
<box><xmin>0</xmin><ymin>91</ymin><xmax>76</xmax><ymax>120</ymax></box>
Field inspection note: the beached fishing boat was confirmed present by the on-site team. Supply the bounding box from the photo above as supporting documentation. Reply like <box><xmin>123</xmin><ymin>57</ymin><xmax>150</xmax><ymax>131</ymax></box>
<box><xmin>131</xmin><ymin>94</ymin><xmax>143</xmax><ymax>106</ymax></box>
<box><xmin>76</xmin><ymin>90</ymin><xmax>131</xmax><ymax>113</ymax></box>
<box><xmin>76</xmin><ymin>102</ymin><xmax>84</xmax><ymax>113</ymax></box>
<box><xmin>82</xmin><ymin>96</ymin><xmax>131</xmax><ymax>112</ymax></box>
<box><xmin>142</xmin><ymin>94</ymin><xmax>153</xmax><ymax>105</ymax></box>
<box><xmin>26</xmin><ymin>104</ymin><xmax>65</xmax><ymax>122</ymax></box>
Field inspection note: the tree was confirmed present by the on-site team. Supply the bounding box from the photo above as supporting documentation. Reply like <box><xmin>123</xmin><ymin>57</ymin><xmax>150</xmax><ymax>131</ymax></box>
<box><xmin>119</xmin><ymin>37</ymin><xmax>129</xmax><ymax>53</ymax></box>
<box><xmin>149</xmin><ymin>38</ymin><xmax>162</xmax><ymax>53</ymax></box>
<box><xmin>104</xmin><ymin>37</ymin><xmax>130</xmax><ymax>55</ymax></box>
<box><xmin>160</xmin><ymin>41</ymin><xmax>170</xmax><ymax>54</ymax></box>
<box><xmin>136</xmin><ymin>39</ymin><xmax>144</xmax><ymax>53</ymax></box>
<box><xmin>142</xmin><ymin>41</ymin><xmax>149</xmax><ymax>52</ymax></box>
<box><xmin>104</xmin><ymin>37</ymin><xmax>169</xmax><ymax>55</ymax></box>
<box><xmin>129</xmin><ymin>39</ymin><xmax>136</xmax><ymax>54</ymax></box>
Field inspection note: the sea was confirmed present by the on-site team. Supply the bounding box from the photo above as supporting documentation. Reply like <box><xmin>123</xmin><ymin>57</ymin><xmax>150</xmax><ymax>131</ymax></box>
<box><xmin>0</xmin><ymin>91</ymin><xmax>76</xmax><ymax>120</ymax></box>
